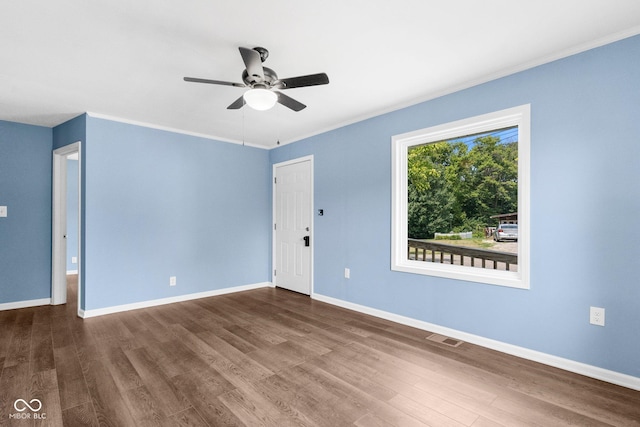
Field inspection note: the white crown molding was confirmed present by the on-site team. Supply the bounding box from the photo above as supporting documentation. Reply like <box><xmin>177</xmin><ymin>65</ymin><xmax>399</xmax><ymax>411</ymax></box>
<box><xmin>85</xmin><ymin>112</ymin><xmax>267</xmax><ymax>150</ymax></box>
<box><xmin>312</xmin><ymin>292</ymin><xmax>640</xmax><ymax>392</ymax></box>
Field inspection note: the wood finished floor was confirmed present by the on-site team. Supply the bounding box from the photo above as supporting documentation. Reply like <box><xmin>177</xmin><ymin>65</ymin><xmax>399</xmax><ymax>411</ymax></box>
<box><xmin>1</xmin><ymin>276</ymin><xmax>639</xmax><ymax>426</ymax></box>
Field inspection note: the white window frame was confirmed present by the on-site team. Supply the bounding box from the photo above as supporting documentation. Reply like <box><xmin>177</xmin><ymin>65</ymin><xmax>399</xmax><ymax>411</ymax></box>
<box><xmin>391</xmin><ymin>105</ymin><xmax>530</xmax><ymax>289</ymax></box>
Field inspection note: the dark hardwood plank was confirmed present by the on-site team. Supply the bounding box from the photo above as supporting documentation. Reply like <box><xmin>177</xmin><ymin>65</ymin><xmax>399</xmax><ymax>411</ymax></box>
<box><xmin>141</xmin><ymin>338</ymin><xmax>204</xmax><ymax>379</ymax></box>
<box><xmin>30</xmin><ymin>369</ymin><xmax>64</xmax><ymax>427</ymax></box>
<box><xmin>249</xmin><ymin>373</ymin><xmax>322</xmax><ymax>427</ymax></box>
<box><xmin>104</xmin><ymin>346</ymin><xmax>143</xmax><ymax>392</ymax></box>
<box><xmin>195</xmin><ymin>330</ymin><xmax>274</xmax><ymax>381</ymax></box>
<box><xmin>305</xmin><ymin>354</ymin><xmax>397</xmax><ymax>402</ymax></box>
<box><xmin>163</xmin><ymin>407</ymin><xmax>210</xmax><ymax>427</ymax></box>
<box><xmin>387</xmin><ymin>393</ymin><xmax>468</xmax><ymax>427</ymax></box>
<box><xmin>62</xmin><ymin>402</ymin><xmax>99</xmax><ymax>427</ymax></box>
<box><xmin>54</xmin><ymin>345</ymin><xmax>92</xmax><ymax>410</ymax></box>
<box><xmin>0</xmin><ymin>312</ymin><xmax>16</xmax><ymax>361</ymax></box>
<box><xmin>171</xmin><ymin>366</ymin><xmax>236</xmax><ymax>401</ymax></box>
<box><xmin>332</xmin><ymin>342</ymin><xmax>427</xmax><ymax>388</ymax></box>
<box><xmin>354</xmin><ymin>412</ymin><xmax>395</xmax><ymax>427</ymax></box>
<box><xmin>129</xmin><ymin>311</ymin><xmax>173</xmax><ymax>344</ymax></box>
<box><xmin>170</xmin><ymin>370</ymin><xmax>243</xmax><ymax>427</ymax></box>
<box><xmin>191</xmin><ymin>299</ymin><xmax>242</xmax><ymax>328</ymax></box>
<box><xmin>470</xmin><ymin>417</ymin><xmax>508</xmax><ymax>427</ymax></box>
<box><xmin>3</xmin><ymin>319</ymin><xmax>33</xmax><ymax>368</ymax></box>
<box><xmin>217</xmin><ymin>388</ymin><xmax>286</xmax><ymax>426</ymax></box>
<box><xmin>490</xmin><ymin>394</ymin><xmax>615</xmax><ymax>427</ymax></box>
<box><xmin>0</xmin><ymin>363</ymin><xmax>31</xmax><ymax>425</ymax></box>
<box><xmin>30</xmin><ymin>321</ymin><xmax>55</xmax><ymax>373</ymax></box>
<box><xmin>123</xmin><ymin>385</ymin><xmax>168</xmax><ymax>426</ymax></box>
<box><xmin>229</xmin><ymin>322</ymin><xmax>288</xmax><ymax>346</ymax></box>
<box><xmin>209</xmin><ymin>327</ymin><xmax>258</xmax><ymax>354</ymax></box>
<box><xmin>246</xmin><ymin>341</ymin><xmax>312</xmax><ymax>373</ymax></box>
<box><xmin>32</xmin><ymin>305</ymin><xmax>54</xmax><ymax>325</ymax></box>
<box><xmin>278</xmin><ymin>363</ymin><xmax>370</xmax><ymax>426</ymax></box>
<box><xmin>410</xmin><ymin>364</ymin><xmax>504</xmax><ymax>425</ymax></box>
<box><xmin>51</xmin><ymin>315</ymin><xmax>75</xmax><ymax>350</ymax></box>
<box><xmin>124</xmin><ymin>347</ymin><xmax>191</xmax><ymax>417</ymax></box>
<box><xmin>83</xmin><ymin>357</ymin><xmax>138</xmax><ymax>426</ymax></box>
<box><xmin>168</xmin><ymin>325</ymin><xmax>272</xmax><ymax>391</ymax></box>
<box><xmin>413</xmin><ymin>374</ymin><xmax>565</xmax><ymax>427</ymax></box>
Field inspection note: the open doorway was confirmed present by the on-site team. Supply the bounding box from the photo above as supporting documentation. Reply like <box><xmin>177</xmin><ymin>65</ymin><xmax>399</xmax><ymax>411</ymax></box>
<box><xmin>52</xmin><ymin>142</ymin><xmax>82</xmax><ymax>316</ymax></box>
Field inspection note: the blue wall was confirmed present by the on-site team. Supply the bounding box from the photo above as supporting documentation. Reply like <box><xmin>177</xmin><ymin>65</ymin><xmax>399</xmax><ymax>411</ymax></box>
<box><xmin>270</xmin><ymin>35</ymin><xmax>640</xmax><ymax>377</ymax></box>
<box><xmin>0</xmin><ymin>120</ymin><xmax>53</xmax><ymax>304</ymax></box>
<box><xmin>82</xmin><ymin>117</ymin><xmax>272</xmax><ymax>310</ymax></box>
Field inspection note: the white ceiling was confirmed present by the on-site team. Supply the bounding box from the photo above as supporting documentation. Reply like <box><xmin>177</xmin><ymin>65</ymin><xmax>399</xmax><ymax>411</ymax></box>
<box><xmin>1</xmin><ymin>1</ymin><xmax>640</xmax><ymax>148</ymax></box>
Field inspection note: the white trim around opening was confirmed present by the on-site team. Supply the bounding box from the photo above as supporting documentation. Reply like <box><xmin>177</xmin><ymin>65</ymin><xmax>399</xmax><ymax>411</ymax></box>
<box><xmin>52</xmin><ymin>141</ymin><xmax>83</xmax><ymax>317</ymax></box>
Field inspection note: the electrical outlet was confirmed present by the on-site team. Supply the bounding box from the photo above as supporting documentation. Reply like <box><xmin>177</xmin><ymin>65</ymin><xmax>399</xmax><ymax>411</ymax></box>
<box><xmin>590</xmin><ymin>306</ymin><xmax>605</xmax><ymax>326</ymax></box>
<box><xmin>0</xmin><ymin>206</ymin><xmax>7</xmax><ymax>217</ymax></box>
<box><xmin>169</xmin><ymin>276</ymin><xmax>177</xmax><ymax>287</ymax></box>
<box><xmin>344</xmin><ymin>268</ymin><xmax>350</xmax><ymax>279</ymax></box>
<box><xmin>71</xmin><ymin>257</ymin><xmax>77</xmax><ymax>264</ymax></box>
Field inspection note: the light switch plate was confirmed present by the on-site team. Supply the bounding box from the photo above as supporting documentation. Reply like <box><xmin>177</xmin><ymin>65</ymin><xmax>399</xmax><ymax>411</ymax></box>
<box><xmin>0</xmin><ymin>206</ymin><xmax>7</xmax><ymax>217</ymax></box>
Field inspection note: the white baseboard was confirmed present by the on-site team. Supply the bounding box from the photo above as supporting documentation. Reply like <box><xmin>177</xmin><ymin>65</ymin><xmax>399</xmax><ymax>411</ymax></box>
<box><xmin>66</xmin><ymin>270</ymin><xmax>78</xmax><ymax>275</ymax></box>
<box><xmin>312</xmin><ymin>292</ymin><xmax>640</xmax><ymax>392</ymax></box>
<box><xmin>81</xmin><ymin>282</ymin><xmax>272</xmax><ymax>318</ymax></box>
<box><xmin>0</xmin><ymin>298</ymin><xmax>52</xmax><ymax>311</ymax></box>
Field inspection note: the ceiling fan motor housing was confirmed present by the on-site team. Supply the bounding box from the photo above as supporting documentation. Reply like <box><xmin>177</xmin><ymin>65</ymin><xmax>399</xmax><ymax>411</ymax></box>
<box><xmin>242</xmin><ymin>67</ymin><xmax>278</xmax><ymax>88</ymax></box>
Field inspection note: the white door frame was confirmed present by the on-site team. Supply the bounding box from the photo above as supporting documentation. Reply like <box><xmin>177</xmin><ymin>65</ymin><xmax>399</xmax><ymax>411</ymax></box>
<box><xmin>52</xmin><ymin>141</ymin><xmax>82</xmax><ymax>316</ymax></box>
<box><xmin>272</xmin><ymin>155</ymin><xmax>314</xmax><ymax>295</ymax></box>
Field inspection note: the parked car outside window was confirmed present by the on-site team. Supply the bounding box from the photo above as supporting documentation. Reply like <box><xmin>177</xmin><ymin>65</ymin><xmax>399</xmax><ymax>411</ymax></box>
<box><xmin>493</xmin><ymin>224</ymin><xmax>518</xmax><ymax>242</ymax></box>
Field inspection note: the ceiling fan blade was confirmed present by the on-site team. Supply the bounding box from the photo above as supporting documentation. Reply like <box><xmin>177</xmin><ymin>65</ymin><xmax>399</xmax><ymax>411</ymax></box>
<box><xmin>278</xmin><ymin>73</ymin><xmax>329</xmax><ymax>89</ymax></box>
<box><xmin>276</xmin><ymin>91</ymin><xmax>306</xmax><ymax>112</ymax></box>
<box><xmin>227</xmin><ymin>95</ymin><xmax>246</xmax><ymax>110</ymax></box>
<box><xmin>184</xmin><ymin>77</ymin><xmax>245</xmax><ymax>87</ymax></box>
<box><xmin>239</xmin><ymin>47</ymin><xmax>264</xmax><ymax>81</ymax></box>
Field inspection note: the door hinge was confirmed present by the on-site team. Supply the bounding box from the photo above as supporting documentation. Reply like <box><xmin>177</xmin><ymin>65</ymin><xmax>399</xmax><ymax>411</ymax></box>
<box><xmin>274</xmin><ymin>177</ymin><xmax>277</xmax><ymax>184</ymax></box>
<box><xmin>273</xmin><ymin>269</ymin><xmax>276</xmax><ymax>276</ymax></box>
<box><xmin>274</xmin><ymin>223</ymin><xmax>276</xmax><ymax>230</ymax></box>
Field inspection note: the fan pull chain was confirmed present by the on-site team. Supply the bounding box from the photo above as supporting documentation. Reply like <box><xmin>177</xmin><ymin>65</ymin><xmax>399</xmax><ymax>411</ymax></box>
<box><xmin>276</xmin><ymin>105</ymin><xmax>281</xmax><ymax>145</ymax></box>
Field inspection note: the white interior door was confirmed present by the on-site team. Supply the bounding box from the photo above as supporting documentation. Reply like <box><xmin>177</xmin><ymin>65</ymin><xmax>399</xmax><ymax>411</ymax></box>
<box><xmin>274</xmin><ymin>158</ymin><xmax>312</xmax><ymax>295</ymax></box>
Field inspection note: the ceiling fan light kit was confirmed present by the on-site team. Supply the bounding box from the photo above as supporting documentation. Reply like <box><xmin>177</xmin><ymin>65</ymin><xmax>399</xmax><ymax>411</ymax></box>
<box><xmin>184</xmin><ymin>46</ymin><xmax>329</xmax><ymax>112</ymax></box>
<box><xmin>243</xmin><ymin>88</ymin><xmax>277</xmax><ymax>110</ymax></box>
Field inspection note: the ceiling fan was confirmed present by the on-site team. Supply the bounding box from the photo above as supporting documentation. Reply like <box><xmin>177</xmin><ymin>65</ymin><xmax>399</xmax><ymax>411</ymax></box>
<box><xmin>184</xmin><ymin>47</ymin><xmax>329</xmax><ymax>112</ymax></box>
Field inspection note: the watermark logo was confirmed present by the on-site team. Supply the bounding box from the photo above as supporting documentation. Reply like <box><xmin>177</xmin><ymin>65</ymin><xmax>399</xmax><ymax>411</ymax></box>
<box><xmin>9</xmin><ymin>398</ymin><xmax>46</xmax><ymax>420</ymax></box>
<box><xmin>14</xmin><ymin>399</ymin><xmax>42</xmax><ymax>412</ymax></box>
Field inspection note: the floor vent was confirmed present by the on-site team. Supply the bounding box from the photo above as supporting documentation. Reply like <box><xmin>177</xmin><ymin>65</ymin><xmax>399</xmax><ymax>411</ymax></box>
<box><xmin>426</xmin><ymin>333</ymin><xmax>463</xmax><ymax>347</ymax></box>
